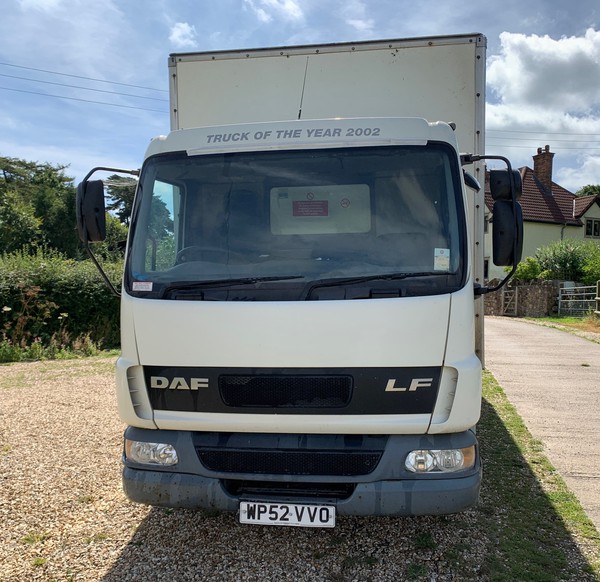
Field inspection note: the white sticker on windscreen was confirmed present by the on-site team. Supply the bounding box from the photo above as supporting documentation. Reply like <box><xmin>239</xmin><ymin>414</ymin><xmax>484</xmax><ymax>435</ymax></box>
<box><xmin>434</xmin><ymin>248</ymin><xmax>450</xmax><ymax>272</ymax></box>
<box><xmin>132</xmin><ymin>281</ymin><xmax>153</xmax><ymax>292</ymax></box>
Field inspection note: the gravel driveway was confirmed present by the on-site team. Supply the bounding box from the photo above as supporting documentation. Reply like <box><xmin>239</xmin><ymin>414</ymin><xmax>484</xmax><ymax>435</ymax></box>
<box><xmin>0</xmin><ymin>356</ymin><xmax>596</xmax><ymax>581</ymax></box>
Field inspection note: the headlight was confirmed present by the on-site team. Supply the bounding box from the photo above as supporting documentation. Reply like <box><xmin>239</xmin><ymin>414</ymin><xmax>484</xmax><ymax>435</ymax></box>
<box><xmin>405</xmin><ymin>446</ymin><xmax>475</xmax><ymax>473</ymax></box>
<box><xmin>125</xmin><ymin>440</ymin><xmax>178</xmax><ymax>466</ymax></box>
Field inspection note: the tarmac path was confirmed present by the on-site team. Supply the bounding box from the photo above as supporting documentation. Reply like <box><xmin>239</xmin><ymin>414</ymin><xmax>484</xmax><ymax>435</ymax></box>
<box><xmin>484</xmin><ymin>316</ymin><xmax>600</xmax><ymax>531</ymax></box>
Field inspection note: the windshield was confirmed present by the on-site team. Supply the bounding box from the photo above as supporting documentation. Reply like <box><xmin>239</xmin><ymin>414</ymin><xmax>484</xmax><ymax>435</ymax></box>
<box><xmin>126</xmin><ymin>145</ymin><xmax>466</xmax><ymax>300</ymax></box>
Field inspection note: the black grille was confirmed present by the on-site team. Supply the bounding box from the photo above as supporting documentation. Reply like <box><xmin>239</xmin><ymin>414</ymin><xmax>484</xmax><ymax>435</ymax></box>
<box><xmin>196</xmin><ymin>449</ymin><xmax>382</xmax><ymax>476</ymax></box>
<box><xmin>223</xmin><ymin>480</ymin><xmax>355</xmax><ymax>500</ymax></box>
<box><xmin>219</xmin><ymin>375</ymin><xmax>352</xmax><ymax>408</ymax></box>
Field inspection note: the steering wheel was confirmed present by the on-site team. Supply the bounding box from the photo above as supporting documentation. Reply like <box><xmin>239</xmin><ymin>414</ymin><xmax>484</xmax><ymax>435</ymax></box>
<box><xmin>175</xmin><ymin>246</ymin><xmax>247</xmax><ymax>264</ymax></box>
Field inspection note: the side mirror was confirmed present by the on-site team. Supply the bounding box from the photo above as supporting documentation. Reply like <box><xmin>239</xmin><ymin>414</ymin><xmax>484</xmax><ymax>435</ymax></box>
<box><xmin>490</xmin><ymin>168</ymin><xmax>523</xmax><ymax>266</ymax></box>
<box><xmin>76</xmin><ymin>180</ymin><xmax>106</xmax><ymax>242</ymax></box>
<box><xmin>489</xmin><ymin>169</ymin><xmax>522</xmax><ymax>201</ymax></box>
<box><xmin>492</xmin><ymin>199</ymin><xmax>523</xmax><ymax>266</ymax></box>
<box><xmin>465</xmin><ymin>155</ymin><xmax>524</xmax><ymax>295</ymax></box>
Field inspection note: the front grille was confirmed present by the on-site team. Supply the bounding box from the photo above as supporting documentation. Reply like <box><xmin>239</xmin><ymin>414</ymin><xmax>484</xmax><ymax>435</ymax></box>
<box><xmin>223</xmin><ymin>480</ymin><xmax>355</xmax><ymax>500</ymax></box>
<box><xmin>196</xmin><ymin>449</ymin><xmax>382</xmax><ymax>476</ymax></box>
<box><xmin>219</xmin><ymin>375</ymin><xmax>352</xmax><ymax>408</ymax></box>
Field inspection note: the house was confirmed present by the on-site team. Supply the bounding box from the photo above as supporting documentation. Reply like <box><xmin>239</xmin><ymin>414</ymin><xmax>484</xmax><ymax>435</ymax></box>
<box><xmin>484</xmin><ymin>145</ymin><xmax>600</xmax><ymax>280</ymax></box>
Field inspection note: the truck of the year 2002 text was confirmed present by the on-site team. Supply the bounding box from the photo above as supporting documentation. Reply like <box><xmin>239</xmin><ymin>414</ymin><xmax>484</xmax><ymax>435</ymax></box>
<box><xmin>76</xmin><ymin>34</ymin><xmax>522</xmax><ymax>528</ymax></box>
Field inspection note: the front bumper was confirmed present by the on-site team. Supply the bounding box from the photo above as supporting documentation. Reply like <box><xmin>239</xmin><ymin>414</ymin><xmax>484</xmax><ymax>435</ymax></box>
<box><xmin>123</xmin><ymin>465</ymin><xmax>481</xmax><ymax>516</ymax></box>
<box><xmin>121</xmin><ymin>427</ymin><xmax>481</xmax><ymax>516</ymax></box>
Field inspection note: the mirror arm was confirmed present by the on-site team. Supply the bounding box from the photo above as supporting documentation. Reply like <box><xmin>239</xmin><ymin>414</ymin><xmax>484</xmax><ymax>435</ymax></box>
<box><xmin>474</xmin><ymin>264</ymin><xmax>517</xmax><ymax>296</ymax></box>
<box><xmin>82</xmin><ymin>166</ymin><xmax>139</xmax><ymax>182</ymax></box>
<box><xmin>83</xmin><ymin>238</ymin><xmax>121</xmax><ymax>298</ymax></box>
<box><xmin>78</xmin><ymin>166</ymin><xmax>138</xmax><ymax>298</ymax></box>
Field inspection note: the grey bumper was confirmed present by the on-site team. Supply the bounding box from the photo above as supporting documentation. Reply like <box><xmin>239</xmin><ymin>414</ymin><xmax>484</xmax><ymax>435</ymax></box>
<box><xmin>123</xmin><ymin>465</ymin><xmax>481</xmax><ymax>516</ymax></box>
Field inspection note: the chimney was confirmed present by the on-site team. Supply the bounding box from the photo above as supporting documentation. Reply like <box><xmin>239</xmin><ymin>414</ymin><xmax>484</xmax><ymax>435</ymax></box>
<box><xmin>533</xmin><ymin>145</ymin><xmax>554</xmax><ymax>194</ymax></box>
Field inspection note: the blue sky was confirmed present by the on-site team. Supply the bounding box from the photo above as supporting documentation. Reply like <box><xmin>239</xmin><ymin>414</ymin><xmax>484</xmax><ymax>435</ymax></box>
<box><xmin>1</xmin><ymin>0</ymin><xmax>599</xmax><ymax>192</ymax></box>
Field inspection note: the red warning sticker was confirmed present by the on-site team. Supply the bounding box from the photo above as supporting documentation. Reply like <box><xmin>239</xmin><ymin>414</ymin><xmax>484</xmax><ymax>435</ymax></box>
<box><xmin>293</xmin><ymin>200</ymin><xmax>329</xmax><ymax>217</ymax></box>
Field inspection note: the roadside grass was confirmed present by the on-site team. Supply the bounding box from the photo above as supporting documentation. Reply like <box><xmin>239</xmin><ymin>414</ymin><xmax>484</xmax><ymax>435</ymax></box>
<box><xmin>524</xmin><ymin>313</ymin><xmax>600</xmax><ymax>336</ymax></box>
<box><xmin>0</xmin><ymin>338</ymin><xmax>119</xmax><ymax>364</ymax></box>
<box><xmin>480</xmin><ymin>370</ymin><xmax>600</xmax><ymax>580</ymax></box>
<box><xmin>0</xmin><ymin>355</ymin><xmax>117</xmax><ymax>390</ymax></box>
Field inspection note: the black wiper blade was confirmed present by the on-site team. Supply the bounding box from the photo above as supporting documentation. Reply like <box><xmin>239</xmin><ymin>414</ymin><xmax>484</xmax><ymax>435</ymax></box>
<box><xmin>160</xmin><ymin>275</ymin><xmax>304</xmax><ymax>298</ymax></box>
<box><xmin>302</xmin><ymin>271</ymin><xmax>448</xmax><ymax>300</ymax></box>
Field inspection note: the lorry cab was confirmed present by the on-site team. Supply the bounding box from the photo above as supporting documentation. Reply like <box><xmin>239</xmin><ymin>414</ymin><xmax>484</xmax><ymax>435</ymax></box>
<box><xmin>76</xmin><ymin>36</ymin><xmax>522</xmax><ymax>526</ymax></box>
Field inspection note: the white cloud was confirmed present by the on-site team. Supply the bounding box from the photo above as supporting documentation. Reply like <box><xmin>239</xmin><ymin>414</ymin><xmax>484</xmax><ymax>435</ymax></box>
<box><xmin>341</xmin><ymin>0</ymin><xmax>374</xmax><ymax>35</ymax></box>
<box><xmin>346</xmin><ymin>19</ymin><xmax>374</xmax><ymax>33</ymax></box>
<box><xmin>557</xmin><ymin>155</ymin><xmax>600</xmax><ymax>192</ymax></box>
<box><xmin>244</xmin><ymin>0</ymin><xmax>272</xmax><ymax>23</ymax></box>
<box><xmin>487</xmin><ymin>103</ymin><xmax>600</xmax><ymax>134</ymax></box>
<box><xmin>488</xmin><ymin>29</ymin><xmax>600</xmax><ymax>114</ymax></box>
<box><xmin>243</xmin><ymin>0</ymin><xmax>304</xmax><ymax>23</ymax></box>
<box><xmin>485</xmin><ymin>28</ymin><xmax>600</xmax><ymax>190</ymax></box>
<box><xmin>169</xmin><ymin>22</ymin><xmax>198</xmax><ymax>49</ymax></box>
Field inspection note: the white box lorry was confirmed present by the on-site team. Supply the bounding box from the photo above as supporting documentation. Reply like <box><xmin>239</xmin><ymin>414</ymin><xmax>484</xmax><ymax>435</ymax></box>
<box><xmin>77</xmin><ymin>34</ymin><xmax>522</xmax><ymax>527</ymax></box>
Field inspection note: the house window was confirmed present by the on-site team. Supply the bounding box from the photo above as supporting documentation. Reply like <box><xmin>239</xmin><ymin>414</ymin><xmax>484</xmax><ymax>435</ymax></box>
<box><xmin>586</xmin><ymin>218</ymin><xmax>600</xmax><ymax>238</ymax></box>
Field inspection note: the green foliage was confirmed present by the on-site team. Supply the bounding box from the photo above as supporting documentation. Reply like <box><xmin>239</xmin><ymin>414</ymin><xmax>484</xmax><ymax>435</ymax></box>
<box><xmin>0</xmin><ymin>156</ymin><xmax>80</xmax><ymax>258</ymax></box>
<box><xmin>0</xmin><ymin>155</ymin><xmax>133</xmax><ymax>361</ymax></box>
<box><xmin>0</xmin><ymin>248</ymin><xmax>121</xmax><ymax>361</ymax></box>
<box><xmin>509</xmin><ymin>239</ymin><xmax>600</xmax><ymax>284</ymax></box>
<box><xmin>535</xmin><ymin>239</ymin><xmax>600</xmax><ymax>283</ymax></box>
<box><xmin>93</xmin><ymin>214</ymin><xmax>129</xmax><ymax>261</ymax></box>
<box><xmin>106</xmin><ymin>174</ymin><xmax>137</xmax><ymax>226</ymax></box>
<box><xmin>575</xmin><ymin>184</ymin><xmax>600</xmax><ymax>198</ymax></box>
<box><xmin>582</xmin><ymin>248</ymin><xmax>600</xmax><ymax>286</ymax></box>
<box><xmin>0</xmin><ymin>189</ymin><xmax>42</xmax><ymax>250</ymax></box>
<box><xmin>511</xmin><ymin>256</ymin><xmax>542</xmax><ymax>282</ymax></box>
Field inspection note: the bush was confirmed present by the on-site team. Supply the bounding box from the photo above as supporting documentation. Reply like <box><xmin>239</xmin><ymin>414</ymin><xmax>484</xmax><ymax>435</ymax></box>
<box><xmin>581</xmin><ymin>246</ymin><xmax>600</xmax><ymax>286</ymax></box>
<box><xmin>534</xmin><ymin>239</ymin><xmax>600</xmax><ymax>283</ymax></box>
<box><xmin>511</xmin><ymin>256</ymin><xmax>542</xmax><ymax>282</ymax></box>
<box><xmin>0</xmin><ymin>247</ymin><xmax>122</xmax><ymax>358</ymax></box>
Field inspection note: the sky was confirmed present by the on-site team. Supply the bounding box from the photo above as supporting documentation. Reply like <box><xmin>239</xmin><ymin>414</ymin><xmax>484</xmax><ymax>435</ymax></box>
<box><xmin>1</xmin><ymin>0</ymin><xmax>599</xmax><ymax>193</ymax></box>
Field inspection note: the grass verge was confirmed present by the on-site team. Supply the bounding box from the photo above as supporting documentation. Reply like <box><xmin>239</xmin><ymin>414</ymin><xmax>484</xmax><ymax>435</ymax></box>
<box><xmin>524</xmin><ymin>314</ymin><xmax>600</xmax><ymax>335</ymax></box>
<box><xmin>480</xmin><ymin>370</ymin><xmax>600</xmax><ymax>580</ymax></box>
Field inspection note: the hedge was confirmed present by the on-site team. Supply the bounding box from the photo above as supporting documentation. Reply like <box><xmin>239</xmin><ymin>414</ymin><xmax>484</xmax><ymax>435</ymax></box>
<box><xmin>0</xmin><ymin>248</ymin><xmax>122</xmax><ymax>351</ymax></box>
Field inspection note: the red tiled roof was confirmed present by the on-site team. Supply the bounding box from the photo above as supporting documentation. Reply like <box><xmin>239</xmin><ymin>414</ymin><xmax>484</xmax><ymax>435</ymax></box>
<box><xmin>573</xmin><ymin>194</ymin><xmax>600</xmax><ymax>218</ymax></box>
<box><xmin>485</xmin><ymin>166</ymin><xmax>581</xmax><ymax>226</ymax></box>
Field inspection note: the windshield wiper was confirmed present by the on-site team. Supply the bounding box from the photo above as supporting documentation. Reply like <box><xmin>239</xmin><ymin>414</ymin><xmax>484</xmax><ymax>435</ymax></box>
<box><xmin>302</xmin><ymin>271</ymin><xmax>449</xmax><ymax>300</ymax></box>
<box><xmin>160</xmin><ymin>275</ymin><xmax>304</xmax><ymax>298</ymax></box>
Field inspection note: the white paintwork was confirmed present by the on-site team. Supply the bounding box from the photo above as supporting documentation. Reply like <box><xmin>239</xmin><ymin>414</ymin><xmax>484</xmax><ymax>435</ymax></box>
<box><xmin>167</xmin><ymin>34</ymin><xmax>486</xmax><ymax>356</ymax></box>
<box><xmin>130</xmin><ymin>294</ymin><xmax>450</xmax><ymax>369</ymax></box>
<box><xmin>119</xmin><ymin>35</ymin><xmax>488</xmax><ymax>440</ymax></box>
<box><xmin>118</xmin><ymin>278</ymin><xmax>482</xmax><ymax>435</ymax></box>
<box><xmin>169</xmin><ymin>35</ymin><xmax>483</xmax><ymax>159</ymax></box>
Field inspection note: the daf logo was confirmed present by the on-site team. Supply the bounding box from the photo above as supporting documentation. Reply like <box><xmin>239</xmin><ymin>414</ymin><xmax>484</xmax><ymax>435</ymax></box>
<box><xmin>150</xmin><ymin>376</ymin><xmax>209</xmax><ymax>391</ymax></box>
<box><xmin>385</xmin><ymin>378</ymin><xmax>433</xmax><ymax>392</ymax></box>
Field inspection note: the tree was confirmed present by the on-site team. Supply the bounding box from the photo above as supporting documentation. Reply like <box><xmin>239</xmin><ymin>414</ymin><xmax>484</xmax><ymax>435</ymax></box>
<box><xmin>106</xmin><ymin>175</ymin><xmax>137</xmax><ymax>225</ymax></box>
<box><xmin>575</xmin><ymin>184</ymin><xmax>600</xmax><ymax>197</ymax></box>
<box><xmin>0</xmin><ymin>189</ymin><xmax>42</xmax><ymax>252</ymax></box>
<box><xmin>93</xmin><ymin>214</ymin><xmax>129</xmax><ymax>261</ymax></box>
<box><xmin>0</xmin><ymin>156</ymin><xmax>79</xmax><ymax>257</ymax></box>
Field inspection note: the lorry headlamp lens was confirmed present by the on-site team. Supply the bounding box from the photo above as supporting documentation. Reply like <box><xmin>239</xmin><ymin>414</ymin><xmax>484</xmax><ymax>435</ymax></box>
<box><xmin>125</xmin><ymin>440</ymin><xmax>178</xmax><ymax>466</ymax></box>
<box><xmin>405</xmin><ymin>446</ymin><xmax>475</xmax><ymax>473</ymax></box>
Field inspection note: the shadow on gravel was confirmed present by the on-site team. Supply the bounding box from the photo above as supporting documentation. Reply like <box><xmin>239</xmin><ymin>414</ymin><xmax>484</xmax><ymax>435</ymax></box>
<box><xmin>102</xmin><ymin>399</ymin><xmax>598</xmax><ymax>582</ymax></box>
